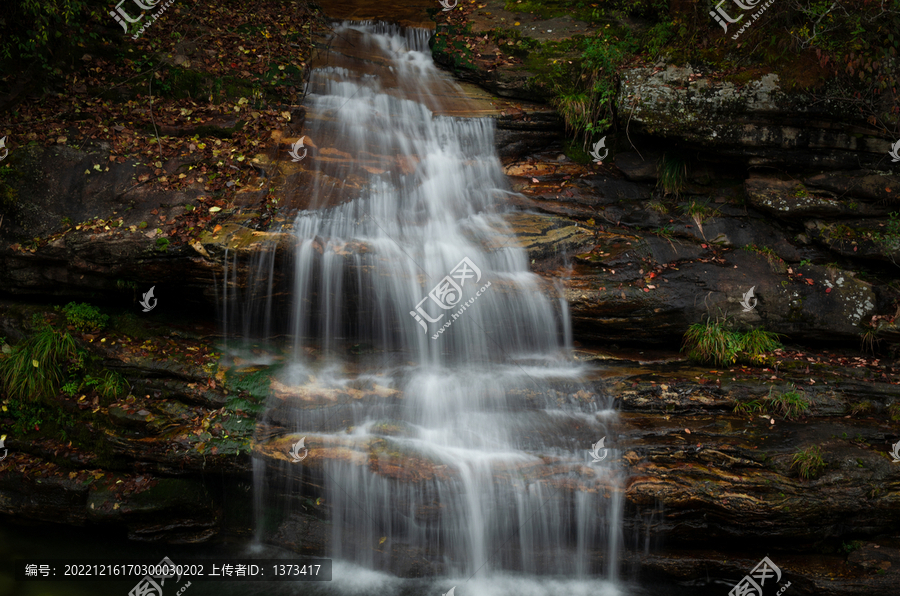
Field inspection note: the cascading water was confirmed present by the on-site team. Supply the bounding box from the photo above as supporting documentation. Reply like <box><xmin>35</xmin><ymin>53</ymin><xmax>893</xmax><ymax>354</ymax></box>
<box><xmin>241</xmin><ymin>21</ymin><xmax>625</xmax><ymax>592</ymax></box>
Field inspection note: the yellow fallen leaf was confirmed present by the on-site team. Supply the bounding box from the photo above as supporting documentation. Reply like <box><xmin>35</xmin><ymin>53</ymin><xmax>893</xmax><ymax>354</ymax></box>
<box><xmin>190</xmin><ymin>241</ymin><xmax>210</xmax><ymax>258</ymax></box>
<box><xmin>209</xmin><ymin>206</ymin><xmax>221</xmax><ymax>213</ymax></box>
<box><xmin>32</xmin><ymin>359</ymin><xmax>39</xmax><ymax>368</ymax></box>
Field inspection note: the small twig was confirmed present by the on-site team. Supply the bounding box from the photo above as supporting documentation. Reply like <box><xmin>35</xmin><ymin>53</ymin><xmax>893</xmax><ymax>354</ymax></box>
<box><xmin>626</xmin><ymin>97</ymin><xmax>642</xmax><ymax>160</ymax></box>
<box><xmin>148</xmin><ymin>78</ymin><xmax>163</xmax><ymax>159</ymax></box>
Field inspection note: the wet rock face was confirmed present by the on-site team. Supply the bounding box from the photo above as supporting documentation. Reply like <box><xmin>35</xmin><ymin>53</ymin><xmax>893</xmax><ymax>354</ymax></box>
<box><xmin>618</xmin><ymin>66</ymin><xmax>893</xmax><ymax>169</ymax></box>
<box><xmin>504</xmin><ymin>151</ymin><xmax>898</xmax><ymax>346</ymax></box>
<box><xmin>610</xmin><ymin>357</ymin><xmax>900</xmax><ymax>596</ymax></box>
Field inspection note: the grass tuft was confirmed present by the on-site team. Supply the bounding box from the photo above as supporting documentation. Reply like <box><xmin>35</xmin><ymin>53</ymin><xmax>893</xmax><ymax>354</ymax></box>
<box><xmin>847</xmin><ymin>401</ymin><xmax>873</xmax><ymax>416</ymax></box>
<box><xmin>682</xmin><ymin>319</ymin><xmax>782</xmax><ymax>367</ymax></box>
<box><xmin>60</xmin><ymin>302</ymin><xmax>108</xmax><ymax>333</ymax></box>
<box><xmin>860</xmin><ymin>326</ymin><xmax>881</xmax><ymax>354</ymax></box>
<box><xmin>657</xmin><ymin>152</ymin><xmax>687</xmax><ymax>197</ymax></box>
<box><xmin>770</xmin><ymin>387</ymin><xmax>811</xmax><ymax>419</ymax></box>
<box><xmin>679</xmin><ymin>198</ymin><xmax>715</xmax><ymax>223</ymax></box>
<box><xmin>0</xmin><ymin>326</ymin><xmax>78</xmax><ymax>401</ymax></box>
<box><xmin>740</xmin><ymin>328</ymin><xmax>783</xmax><ymax>363</ymax></box>
<box><xmin>83</xmin><ymin>370</ymin><xmax>128</xmax><ymax>399</ymax></box>
<box><xmin>887</xmin><ymin>402</ymin><xmax>900</xmax><ymax>422</ymax></box>
<box><xmin>734</xmin><ymin>386</ymin><xmax>811</xmax><ymax>419</ymax></box>
<box><xmin>792</xmin><ymin>445</ymin><xmax>826</xmax><ymax>480</ymax></box>
<box><xmin>733</xmin><ymin>399</ymin><xmax>765</xmax><ymax>416</ymax></box>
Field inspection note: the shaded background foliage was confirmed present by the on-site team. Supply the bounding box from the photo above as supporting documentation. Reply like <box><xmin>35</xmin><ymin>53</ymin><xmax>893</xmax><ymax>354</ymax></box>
<box><xmin>0</xmin><ymin>0</ymin><xmax>106</xmax><ymax>76</ymax></box>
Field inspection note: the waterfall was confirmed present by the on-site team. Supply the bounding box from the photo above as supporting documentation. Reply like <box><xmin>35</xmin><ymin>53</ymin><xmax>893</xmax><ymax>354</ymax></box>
<box><xmin>242</xmin><ymin>20</ymin><xmax>623</xmax><ymax>588</ymax></box>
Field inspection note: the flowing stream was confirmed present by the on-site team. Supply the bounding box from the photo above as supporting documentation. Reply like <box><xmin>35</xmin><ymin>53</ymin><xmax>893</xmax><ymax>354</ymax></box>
<box><xmin>243</xmin><ymin>21</ymin><xmax>625</xmax><ymax>594</ymax></box>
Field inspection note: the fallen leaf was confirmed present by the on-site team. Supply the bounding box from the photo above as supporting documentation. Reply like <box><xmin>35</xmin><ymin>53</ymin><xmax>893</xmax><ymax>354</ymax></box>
<box><xmin>190</xmin><ymin>241</ymin><xmax>210</xmax><ymax>258</ymax></box>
